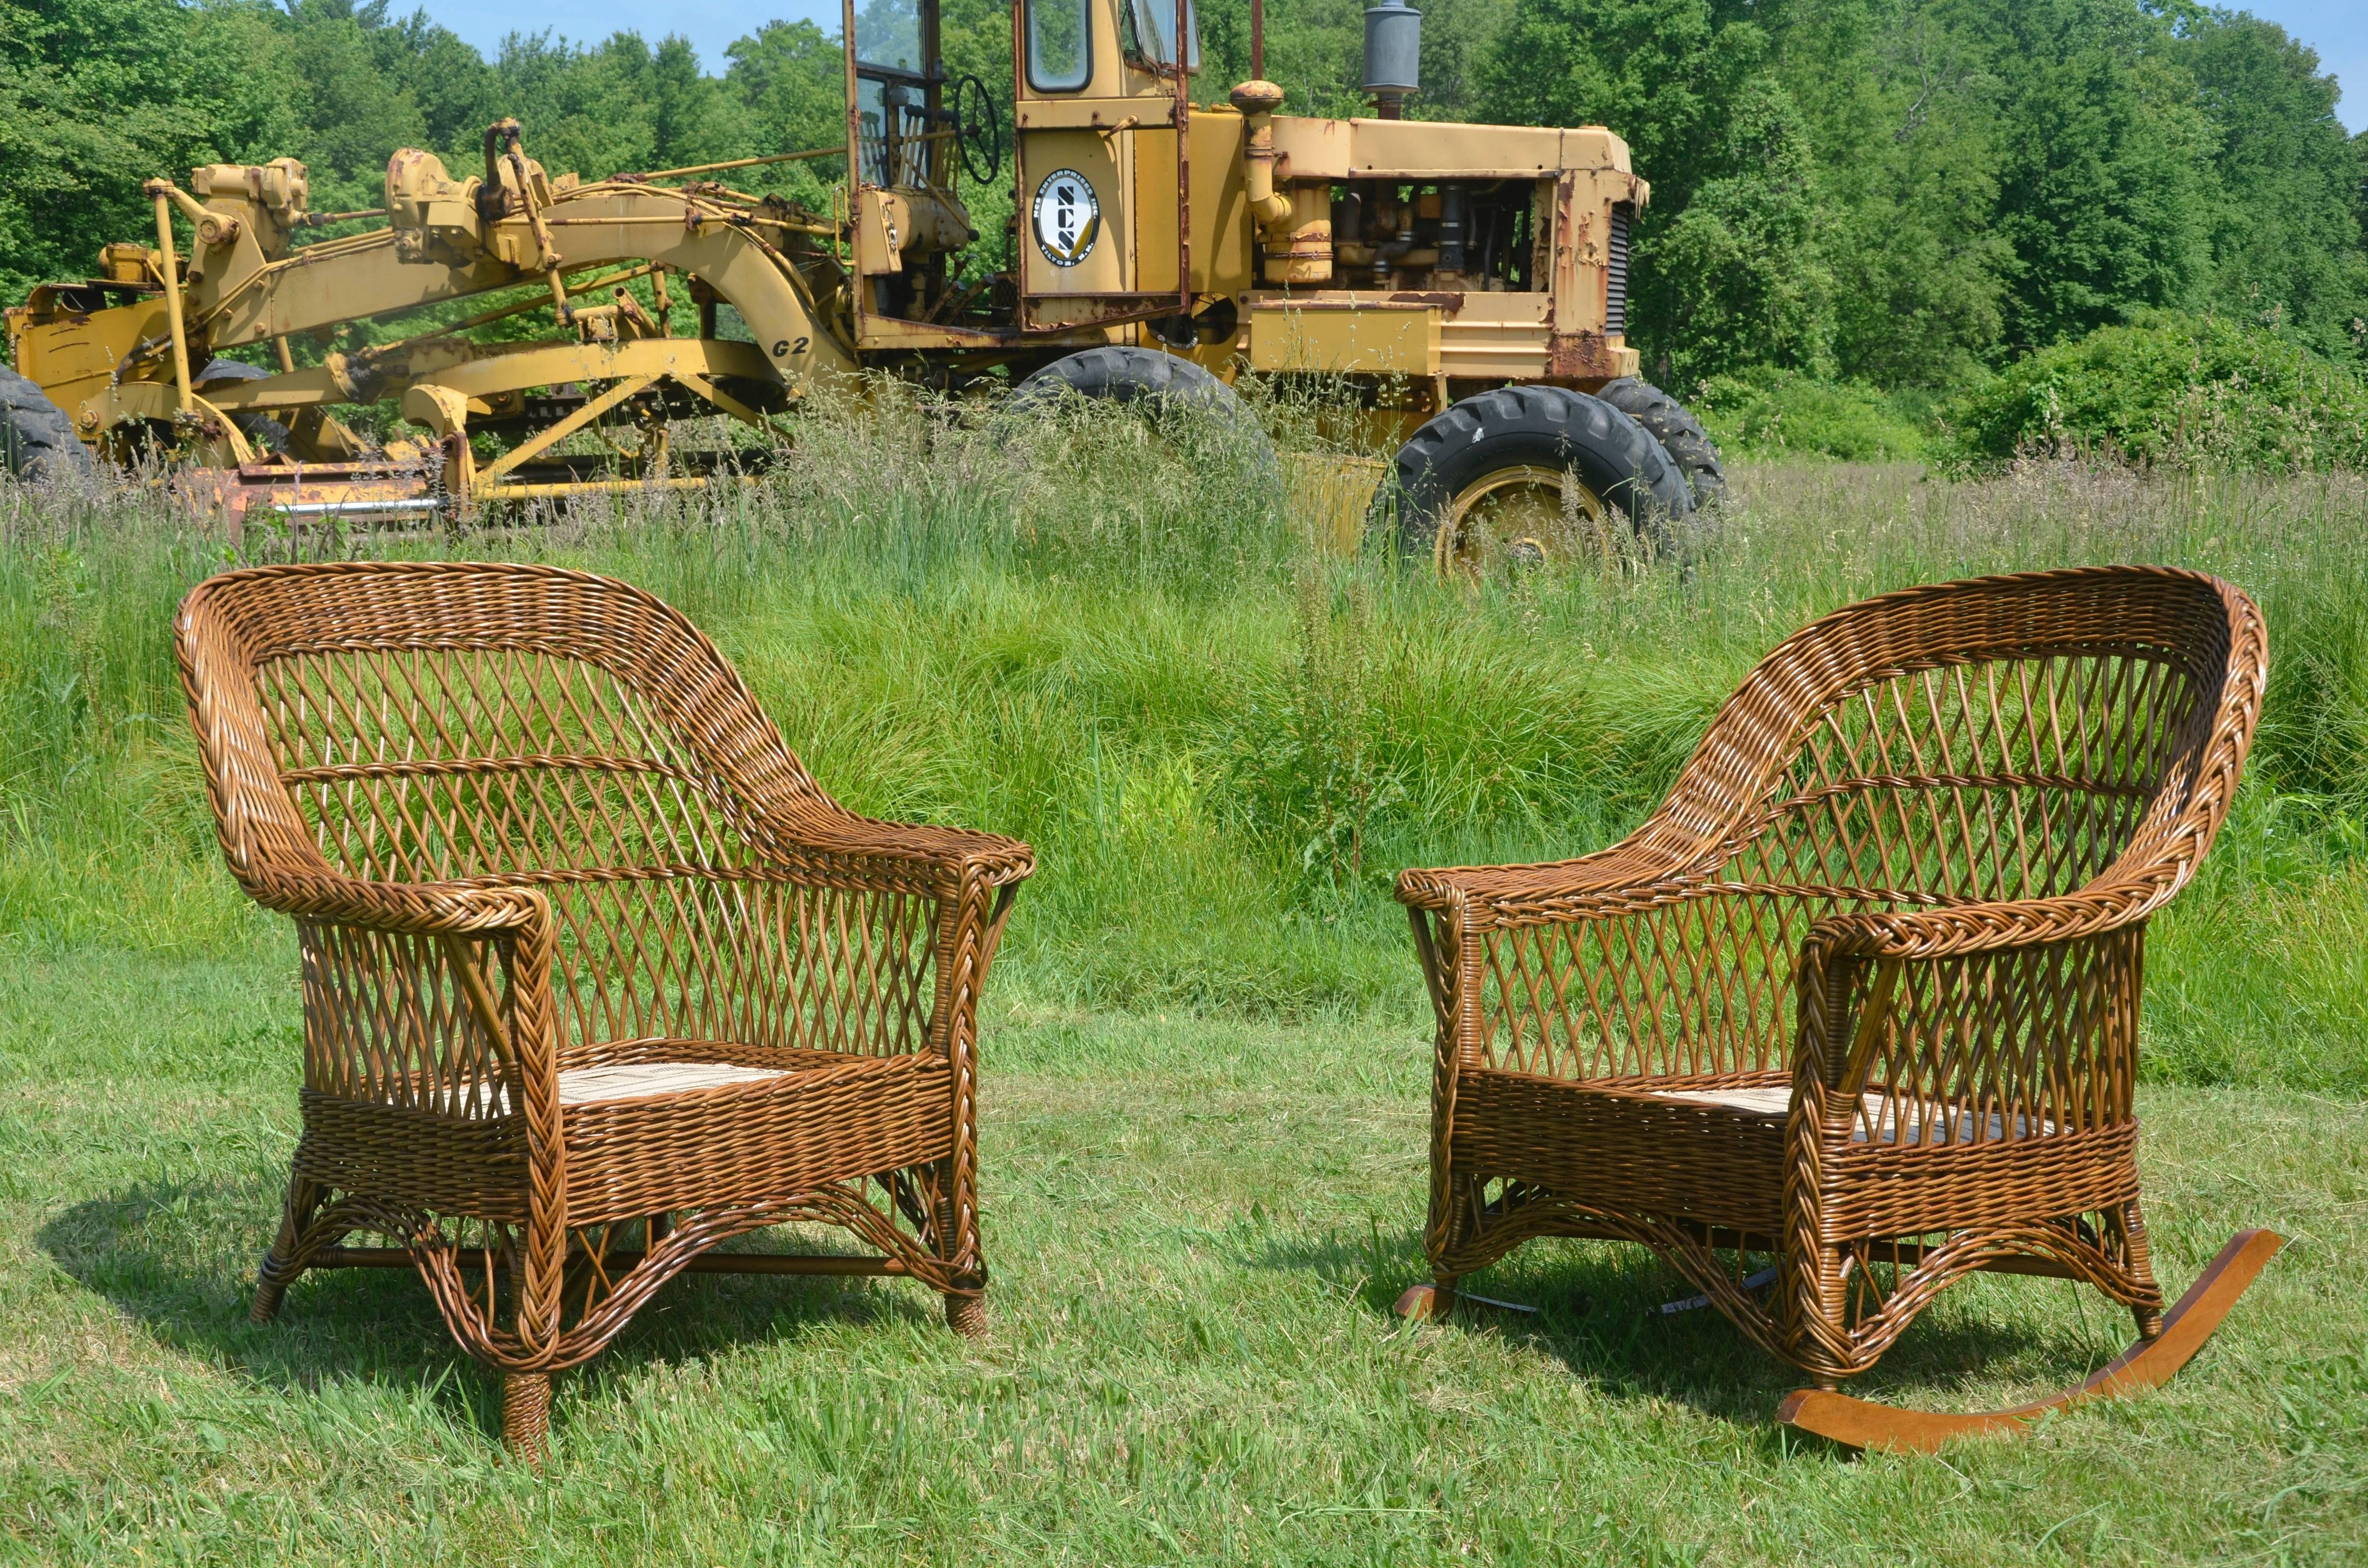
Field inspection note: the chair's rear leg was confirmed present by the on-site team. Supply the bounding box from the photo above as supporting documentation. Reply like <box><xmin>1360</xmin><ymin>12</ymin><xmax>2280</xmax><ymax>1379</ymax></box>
<box><xmin>251</xmin><ymin>1174</ymin><xmax>328</xmax><ymax>1323</ymax></box>
<box><xmin>945</xmin><ymin>1290</ymin><xmax>988</xmax><ymax>1337</ymax></box>
<box><xmin>502</xmin><ymin>1372</ymin><xmax>552</xmax><ymax>1462</ymax></box>
<box><xmin>2115</xmin><ymin>1200</ymin><xmax>2166</xmax><ymax>1340</ymax></box>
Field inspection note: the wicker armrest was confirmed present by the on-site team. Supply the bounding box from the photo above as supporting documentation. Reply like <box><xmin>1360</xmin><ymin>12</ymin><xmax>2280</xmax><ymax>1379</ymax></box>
<box><xmin>1788</xmin><ymin>863</ymin><xmax>2190</xmax><ymax>1106</ymax></box>
<box><xmin>757</xmin><ymin>816</ymin><xmax>1035</xmax><ymax>887</ymax></box>
<box><xmin>245</xmin><ymin>870</ymin><xmax>564</xmax><ymax>1137</ymax></box>
<box><xmin>726</xmin><ymin>787</ymin><xmax>1034</xmax><ymax>893</ymax></box>
<box><xmin>1394</xmin><ymin>839</ymin><xmax>1707</xmax><ymax>922</ymax></box>
<box><xmin>1803</xmin><ymin>865</ymin><xmax>2183</xmax><ymax>964</ymax></box>
<box><xmin>238</xmin><ymin>867</ymin><xmax>548</xmax><ymax>937</ymax></box>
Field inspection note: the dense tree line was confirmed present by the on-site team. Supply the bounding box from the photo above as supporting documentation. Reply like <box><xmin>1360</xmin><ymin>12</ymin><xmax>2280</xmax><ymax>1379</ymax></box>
<box><xmin>1468</xmin><ymin>0</ymin><xmax>2368</xmax><ymax>388</ymax></box>
<box><xmin>3</xmin><ymin>0</ymin><xmax>2364</xmax><ymax>398</ymax></box>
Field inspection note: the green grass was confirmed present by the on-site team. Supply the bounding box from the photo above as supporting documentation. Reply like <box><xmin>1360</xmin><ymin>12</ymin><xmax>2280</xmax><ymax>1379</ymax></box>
<box><xmin>4</xmin><ymin>415</ymin><xmax>2368</xmax><ymax>1559</ymax></box>
<box><xmin>2</xmin><ymin>943</ymin><xmax>2364</xmax><ymax>1563</ymax></box>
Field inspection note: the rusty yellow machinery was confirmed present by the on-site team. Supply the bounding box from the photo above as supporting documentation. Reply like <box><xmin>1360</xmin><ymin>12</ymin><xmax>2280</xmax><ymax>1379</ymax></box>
<box><xmin>1</xmin><ymin>0</ymin><xmax>1722</xmax><ymax>567</ymax></box>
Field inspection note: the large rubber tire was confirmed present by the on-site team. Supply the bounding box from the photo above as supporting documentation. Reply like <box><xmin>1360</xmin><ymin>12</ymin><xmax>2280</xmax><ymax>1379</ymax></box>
<box><xmin>196</xmin><ymin>359</ymin><xmax>289</xmax><ymax>455</ymax></box>
<box><xmin>1009</xmin><ymin>345</ymin><xmax>1280</xmax><ymax>490</ymax></box>
<box><xmin>1598</xmin><ymin>377</ymin><xmax>1725</xmax><ymax>506</ymax></box>
<box><xmin>0</xmin><ymin>364</ymin><xmax>93</xmax><ymax>481</ymax></box>
<box><xmin>1376</xmin><ymin>384</ymin><xmax>1690</xmax><ymax>567</ymax></box>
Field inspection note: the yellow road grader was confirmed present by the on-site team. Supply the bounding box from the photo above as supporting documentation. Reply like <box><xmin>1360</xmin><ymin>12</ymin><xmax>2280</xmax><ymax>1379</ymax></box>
<box><xmin>1</xmin><ymin>0</ymin><xmax>1722</xmax><ymax>568</ymax></box>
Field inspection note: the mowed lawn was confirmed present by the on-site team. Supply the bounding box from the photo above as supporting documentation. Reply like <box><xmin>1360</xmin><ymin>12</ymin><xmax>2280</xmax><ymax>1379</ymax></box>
<box><xmin>2</xmin><ymin>942</ymin><xmax>2362</xmax><ymax>1565</ymax></box>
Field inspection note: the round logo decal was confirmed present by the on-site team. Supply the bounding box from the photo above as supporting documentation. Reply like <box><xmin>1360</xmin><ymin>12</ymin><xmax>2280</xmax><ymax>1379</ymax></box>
<box><xmin>1031</xmin><ymin>168</ymin><xmax>1101</xmax><ymax>268</ymax></box>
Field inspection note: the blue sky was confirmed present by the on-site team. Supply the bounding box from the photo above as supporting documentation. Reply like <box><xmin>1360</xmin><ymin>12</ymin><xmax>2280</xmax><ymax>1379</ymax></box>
<box><xmin>415</xmin><ymin>0</ymin><xmax>2364</xmax><ymax>133</ymax></box>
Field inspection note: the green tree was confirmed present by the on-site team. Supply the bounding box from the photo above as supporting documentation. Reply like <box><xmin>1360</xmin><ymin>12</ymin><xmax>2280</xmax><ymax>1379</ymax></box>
<box><xmin>1979</xmin><ymin>0</ymin><xmax>2211</xmax><ymax>350</ymax></box>
<box><xmin>1643</xmin><ymin>74</ymin><xmax>1834</xmax><ymax>381</ymax></box>
<box><xmin>1476</xmin><ymin>0</ymin><xmax>1834</xmax><ymax>382</ymax></box>
<box><xmin>1780</xmin><ymin>0</ymin><xmax>2011</xmax><ymax>388</ymax></box>
<box><xmin>489</xmin><ymin>30</ymin><xmax>753</xmax><ymax>182</ymax></box>
<box><xmin>0</xmin><ymin>0</ymin><xmax>298</xmax><ymax>301</ymax></box>
<box><xmin>728</xmin><ymin>19</ymin><xmax>847</xmax><ymax>158</ymax></box>
<box><xmin>276</xmin><ymin>1</ymin><xmax>436</xmax><ymax>212</ymax></box>
<box><xmin>2174</xmin><ymin>10</ymin><xmax>2368</xmax><ymax>360</ymax></box>
<box><xmin>724</xmin><ymin>20</ymin><xmax>851</xmax><ymax>209</ymax></box>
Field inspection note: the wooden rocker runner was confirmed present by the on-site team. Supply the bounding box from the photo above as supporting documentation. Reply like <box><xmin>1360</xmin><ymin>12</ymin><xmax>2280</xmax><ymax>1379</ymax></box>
<box><xmin>1393</xmin><ymin>567</ymin><xmax>2276</xmax><ymax>1451</ymax></box>
<box><xmin>177</xmin><ymin>562</ymin><xmax>1032</xmax><ymax>1459</ymax></box>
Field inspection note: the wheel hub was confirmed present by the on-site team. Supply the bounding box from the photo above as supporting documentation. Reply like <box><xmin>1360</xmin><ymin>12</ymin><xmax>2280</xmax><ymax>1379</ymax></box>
<box><xmin>1438</xmin><ymin>464</ymin><xmax>1607</xmax><ymax>580</ymax></box>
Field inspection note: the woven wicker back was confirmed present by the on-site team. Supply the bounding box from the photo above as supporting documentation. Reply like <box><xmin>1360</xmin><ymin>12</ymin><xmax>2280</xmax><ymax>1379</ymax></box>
<box><xmin>186</xmin><ymin>564</ymin><xmax>817</xmax><ymax>881</ymax></box>
<box><xmin>1471</xmin><ymin>569</ymin><xmax>2253</xmax><ymax>1087</ymax></box>
<box><xmin>1714</xmin><ymin>569</ymin><xmax>2226</xmax><ymax>904</ymax></box>
<box><xmin>178</xmin><ymin>563</ymin><xmax>939</xmax><ymax>1065</ymax></box>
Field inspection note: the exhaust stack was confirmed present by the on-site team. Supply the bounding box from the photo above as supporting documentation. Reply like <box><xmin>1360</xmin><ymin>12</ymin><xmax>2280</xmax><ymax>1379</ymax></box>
<box><xmin>1363</xmin><ymin>0</ymin><xmax>1421</xmax><ymax>120</ymax></box>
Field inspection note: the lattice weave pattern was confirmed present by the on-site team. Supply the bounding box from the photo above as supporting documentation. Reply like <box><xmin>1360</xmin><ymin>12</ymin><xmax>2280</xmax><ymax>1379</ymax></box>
<box><xmin>1398</xmin><ymin>568</ymin><xmax>2265</xmax><ymax>1382</ymax></box>
<box><xmin>179</xmin><ymin>562</ymin><xmax>1032</xmax><ymax>1455</ymax></box>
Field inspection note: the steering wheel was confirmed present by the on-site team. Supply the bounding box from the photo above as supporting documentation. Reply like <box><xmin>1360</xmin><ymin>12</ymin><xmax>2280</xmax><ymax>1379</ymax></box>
<box><xmin>953</xmin><ymin>74</ymin><xmax>1003</xmax><ymax>184</ymax></box>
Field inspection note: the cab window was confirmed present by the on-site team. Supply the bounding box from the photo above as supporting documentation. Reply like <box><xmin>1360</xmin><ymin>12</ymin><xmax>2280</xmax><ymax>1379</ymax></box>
<box><xmin>1026</xmin><ymin>0</ymin><xmax>1092</xmax><ymax>92</ymax></box>
<box><xmin>1121</xmin><ymin>0</ymin><xmax>1199</xmax><ymax>72</ymax></box>
<box><xmin>854</xmin><ymin>0</ymin><xmax>922</xmax><ymax>72</ymax></box>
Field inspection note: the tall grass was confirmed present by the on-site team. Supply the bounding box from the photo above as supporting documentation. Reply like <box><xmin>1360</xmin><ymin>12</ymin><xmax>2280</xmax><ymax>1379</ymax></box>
<box><xmin>5</xmin><ymin>398</ymin><xmax>2367</xmax><ymax>1090</ymax></box>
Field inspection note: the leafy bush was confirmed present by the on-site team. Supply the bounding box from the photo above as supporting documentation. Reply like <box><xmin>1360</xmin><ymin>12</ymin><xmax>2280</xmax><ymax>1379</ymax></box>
<box><xmin>1939</xmin><ymin>311</ymin><xmax>2368</xmax><ymax>474</ymax></box>
<box><xmin>1690</xmin><ymin>368</ymin><xmax>1930</xmax><ymax>462</ymax></box>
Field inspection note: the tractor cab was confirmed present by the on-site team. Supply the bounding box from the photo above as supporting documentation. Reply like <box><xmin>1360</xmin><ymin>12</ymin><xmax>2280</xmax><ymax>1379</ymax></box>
<box><xmin>842</xmin><ymin>0</ymin><xmax>980</xmax><ymax>335</ymax></box>
<box><xmin>841</xmin><ymin>0</ymin><xmax>1235</xmax><ymax>350</ymax></box>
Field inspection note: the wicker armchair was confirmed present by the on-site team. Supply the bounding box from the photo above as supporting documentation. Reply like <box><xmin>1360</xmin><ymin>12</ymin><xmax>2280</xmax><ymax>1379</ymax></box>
<box><xmin>1395</xmin><ymin>567</ymin><xmax>2279</xmax><ymax>1449</ymax></box>
<box><xmin>177</xmin><ymin>562</ymin><xmax>1031</xmax><ymax>1458</ymax></box>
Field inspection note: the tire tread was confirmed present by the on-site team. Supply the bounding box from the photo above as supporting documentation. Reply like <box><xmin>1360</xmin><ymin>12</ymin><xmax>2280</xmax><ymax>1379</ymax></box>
<box><xmin>1377</xmin><ymin>384</ymin><xmax>1690</xmax><ymax>562</ymax></box>
<box><xmin>1599</xmin><ymin>377</ymin><xmax>1726</xmax><ymax>504</ymax></box>
<box><xmin>0</xmin><ymin>364</ymin><xmax>92</xmax><ymax>480</ymax></box>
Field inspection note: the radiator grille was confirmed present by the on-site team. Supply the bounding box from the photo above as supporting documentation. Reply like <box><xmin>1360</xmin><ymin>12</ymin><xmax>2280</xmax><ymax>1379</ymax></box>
<box><xmin>1606</xmin><ymin>203</ymin><xmax>1632</xmax><ymax>338</ymax></box>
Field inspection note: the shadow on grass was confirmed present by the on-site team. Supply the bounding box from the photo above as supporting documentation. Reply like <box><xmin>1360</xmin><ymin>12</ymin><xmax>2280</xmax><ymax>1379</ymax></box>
<box><xmin>1245</xmin><ymin>1220</ymin><xmax>2134</xmax><ymax>1439</ymax></box>
<box><xmin>37</xmin><ymin>1173</ymin><xmax>950</xmax><ymax>1445</ymax></box>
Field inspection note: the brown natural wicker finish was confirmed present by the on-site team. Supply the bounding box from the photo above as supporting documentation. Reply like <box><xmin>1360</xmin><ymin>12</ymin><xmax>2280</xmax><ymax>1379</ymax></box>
<box><xmin>1396</xmin><ymin>566</ymin><xmax>2268</xmax><ymax>1399</ymax></box>
<box><xmin>177</xmin><ymin>562</ymin><xmax>1032</xmax><ymax>1457</ymax></box>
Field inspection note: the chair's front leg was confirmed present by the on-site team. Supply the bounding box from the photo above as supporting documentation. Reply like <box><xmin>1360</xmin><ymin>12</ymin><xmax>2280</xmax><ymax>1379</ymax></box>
<box><xmin>1412</xmin><ymin>902</ymin><xmax>1480</xmax><ymax>1304</ymax></box>
<box><xmin>1782</xmin><ymin>937</ymin><xmax>1874</xmax><ymax>1384</ymax></box>
<box><xmin>502</xmin><ymin>1371</ymin><xmax>553</xmax><ymax>1462</ymax></box>
<box><xmin>933</xmin><ymin>873</ymin><xmax>999</xmax><ymax>1337</ymax></box>
<box><xmin>936</xmin><ymin>1157</ymin><xmax>988</xmax><ymax>1337</ymax></box>
<box><xmin>458</xmin><ymin>903</ymin><xmax>570</xmax><ymax>1461</ymax></box>
<box><xmin>252</xmin><ymin>1167</ymin><xmax>334</xmax><ymax>1322</ymax></box>
<box><xmin>496</xmin><ymin>1211</ymin><xmax>568</xmax><ymax>1458</ymax></box>
<box><xmin>1782</xmin><ymin>1237</ymin><xmax>1855</xmax><ymax>1390</ymax></box>
<box><xmin>932</xmin><ymin>1037</ymin><xmax>989</xmax><ymax>1336</ymax></box>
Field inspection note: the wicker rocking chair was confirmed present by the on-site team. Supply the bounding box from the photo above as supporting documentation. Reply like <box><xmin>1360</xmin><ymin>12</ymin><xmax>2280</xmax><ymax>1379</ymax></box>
<box><xmin>1394</xmin><ymin>567</ymin><xmax>2279</xmax><ymax>1451</ymax></box>
<box><xmin>177</xmin><ymin>562</ymin><xmax>1032</xmax><ymax>1458</ymax></box>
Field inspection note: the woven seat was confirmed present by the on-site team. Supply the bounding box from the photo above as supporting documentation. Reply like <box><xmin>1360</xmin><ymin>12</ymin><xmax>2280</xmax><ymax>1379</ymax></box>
<box><xmin>550</xmin><ymin>1061</ymin><xmax>788</xmax><ymax>1105</ymax></box>
<box><xmin>1398</xmin><ymin>566</ymin><xmax>2267</xmax><ymax>1398</ymax></box>
<box><xmin>177</xmin><ymin>562</ymin><xmax>1032</xmax><ymax>1458</ymax></box>
<box><xmin>1644</xmin><ymin>1084</ymin><xmax>2050</xmax><ymax>1144</ymax></box>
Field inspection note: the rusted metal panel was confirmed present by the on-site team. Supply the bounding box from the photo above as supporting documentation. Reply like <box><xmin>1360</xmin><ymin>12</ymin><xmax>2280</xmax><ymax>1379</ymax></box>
<box><xmin>1268</xmin><ymin>117</ymin><xmax>1591</xmax><ymax>181</ymax></box>
<box><xmin>1171</xmin><ymin>0</ymin><xmax>1192</xmax><ymax>316</ymax></box>
<box><xmin>1249</xmin><ymin>300</ymin><xmax>1440</xmax><ymax>375</ymax></box>
<box><xmin>1544</xmin><ymin>331</ymin><xmax>1637</xmax><ymax>381</ymax></box>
